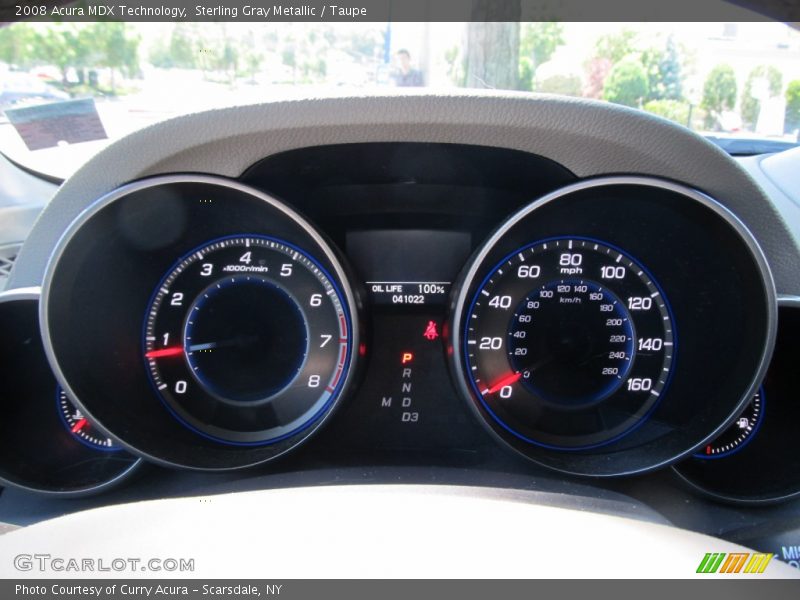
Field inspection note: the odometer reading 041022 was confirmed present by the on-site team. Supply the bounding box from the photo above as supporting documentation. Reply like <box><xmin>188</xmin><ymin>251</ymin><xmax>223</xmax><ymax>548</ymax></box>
<box><xmin>464</xmin><ymin>237</ymin><xmax>675</xmax><ymax>450</ymax></box>
<box><xmin>144</xmin><ymin>235</ymin><xmax>351</xmax><ymax>446</ymax></box>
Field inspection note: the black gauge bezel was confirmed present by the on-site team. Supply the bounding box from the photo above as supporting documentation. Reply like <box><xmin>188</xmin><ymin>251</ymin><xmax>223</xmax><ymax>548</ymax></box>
<box><xmin>462</xmin><ymin>235</ymin><xmax>677</xmax><ymax>451</ymax></box>
<box><xmin>0</xmin><ymin>289</ymin><xmax>141</xmax><ymax>497</ymax></box>
<box><xmin>449</xmin><ymin>176</ymin><xmax>776</xmax><ymax>477</ymax></box>
<box><xmin>40</xmin><ymin>175</ymin><xmax>361</xmax><ymax>471</ymax></box>
<box><xmin>672</xmin><ymin>299</ymin><xmax>800</xmax><ymax>505</ymax></box>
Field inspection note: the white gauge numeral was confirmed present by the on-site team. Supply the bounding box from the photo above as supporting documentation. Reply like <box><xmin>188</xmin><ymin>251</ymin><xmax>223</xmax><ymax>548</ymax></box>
<box><xmin>280</xmin><ymin>263</ymin><xmax>293</xmax><ymax>277</ymax></box>
<box><xmin>489</xmin><ymin>295</ymin><xmax>512</xmax><ymax>309</ymax></box>
<box><xmin>200</xmin><ymin>263</ymin><xmax>214</xmax><ymax>277</ymax></box>
<box><xmin>175</xmin><ymin>380</ymin><xmax>188</xmax><ymax>394</ymax></box>
<box><xmin>170</xmin><ymin>292</ymin><xmax>184</xmax><ymax>306</ymax></box>
<box><xmin>239</xmin><ymin>251</ymin><xmax>252</xmax><ymax>264</ymax></box>
<box><xmin>627</xmin><ymin>378</ymin><xmax>653</xmax><ymax>392</ymax></box>
<box><xmin>638</xmin><ymin>338</ymin><xmax>663</xmax><ymax>351</ymax></box>
<box><xmin>628</xmin><ymin>297</ymin><xmax>653</xmax><ymax>310</ymax></box>
<box><xmin>308</xmin><ymin>375</ymin><xmax>321</xmax><ymax>388</ymax></box>
<box><xmin>517</xmin><ymin>265</ymin><xmax>541</xmax><ymax>278</ymax></box>
<box><xmin>601</xmin><ymin>265</ymin><xmax>626</xmax><ymax>279</ymax></box>
<box><xmin>320</xmin><ymin>334</ymin><xmax>332</xmax><ymax>348</ymax></box>
<box><xmin>479</xmin><ymin>336</ymin><xmax>503</xmax><ymax>350</ymax></box>
<box><xmin>310</xmin><ymin>294</ymin><xmax>322</xmax><ymax>307</ymax></box>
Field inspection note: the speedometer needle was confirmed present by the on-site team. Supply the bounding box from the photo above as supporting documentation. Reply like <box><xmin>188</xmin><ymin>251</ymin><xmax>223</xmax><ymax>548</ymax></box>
<box><xmin>71</xmin><ymin>418</ymin><xmax>88</xmax><ymax>433</ymax></box>
<box><xmin>486</xmin><ymin>372</ymin><xmax>522</xmax><ymax>394</ymax></box>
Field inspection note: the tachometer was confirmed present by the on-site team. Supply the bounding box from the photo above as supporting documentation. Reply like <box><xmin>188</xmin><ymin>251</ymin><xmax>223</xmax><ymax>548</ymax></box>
<box><xmin>144</xmin><ymin>235</ymin><xmax>351</xmax><ymax>446</ymax></box>
<box><xmin>463</xmin><ymin>237</ymin><xmax>676</xmax><ymax>449</ymax></box>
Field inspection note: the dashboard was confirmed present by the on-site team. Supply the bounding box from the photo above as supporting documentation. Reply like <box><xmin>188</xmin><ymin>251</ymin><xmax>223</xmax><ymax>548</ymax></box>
<box><xmin>1</xmin><ymin>93</ymin><xmax>800</xmax><ymax>576</ymax></box>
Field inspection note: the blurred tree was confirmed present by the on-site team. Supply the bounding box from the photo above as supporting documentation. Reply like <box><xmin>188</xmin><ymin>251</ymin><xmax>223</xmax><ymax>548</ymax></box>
<box><xmin>0</xmin><ymin>23</ymin><xmax>36</xmax><ymax>68</ymax></box>
<box><xmin>657</xmin><ymin>37</ymin><xmax>683</xmax><ymax>100</ymax></box>
<box><xmin>38</xmin><ymin>27</ymin><xmax>76</xmax><ymax>84</ymax></box>
<box><xmin>536</xmin><ymin>74</ymin><xmax>581</xmax><ymax>96</ymax></box>
<box><xmin>585</xmin><ymin>29</ymin><xmax>638</xmax><ymax>99</ymax></box>
<box><xmin>444</xmin><ymin>45</ymin><xmax>463</xmax><ymax>86</ymax></box>
<box><xmin>282</xmin><ymin>45</ymin><xmax>297</xmax><ymax>83</ymax></box>
<box><xmin>169</xmin><ymin>25</ymin><xmax>198</xmax><ymax>69</ymax></box>
<box><xmin>240</xmin><ymin>30</ymin><xmax>264</xmax><ymax>82</ymax></box>
<box><xmin>701</xmin><ymin>64</ymin><xmax>737</xmax><ymax>129</ymax></box>
<box><xmin>741</xmin><ymin>65</ymin><xmax>783</xmax><ymax>130</ymax></box>
<box><xmin>583</xmin><ymin>57</ymin><xmax>612</xmax><ymax>99</ymax></box>
<box><xmin>465</xmin><ymin>22</ymin><xmax>520</xmax><ymax>90</ymax></box>
<box><xmin>643</xmin><ymin>99</ymin><xmax>691</xmax><ymax>126</ymax></box>
<box><xmin>594</xmin><ymin>29</ymin><xmax>638</xmax><ymax>64</ymax></box>
<box><xmin>786</xmin><ymin>80</ymin><xmax>800</xmax><ymax>133</ymax></box>
<box><xmin>92</xmin><ymin>22</ymin><xmax>140</xmax><ymax>92</ymax></box>
<box><xmin>518</xmin><ymin>22</ymin><xmax>564</xmax><ymax>91</ymax></box>
<box><xmin>603</xmin><ymin>58</ymin><xmax>648</xmax><ymax>107</ymax></box>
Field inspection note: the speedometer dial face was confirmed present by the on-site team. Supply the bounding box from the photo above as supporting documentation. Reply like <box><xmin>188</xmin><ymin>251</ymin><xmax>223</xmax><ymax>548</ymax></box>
<box><xmin>144</xmin><ymin>235</ymin><xmax>351</xmax><ymax>446</ymax></box>
<box><xmin>464</xmin><ymin>237</ymin><xmax>676</xmax><ymax>449</ymax></box>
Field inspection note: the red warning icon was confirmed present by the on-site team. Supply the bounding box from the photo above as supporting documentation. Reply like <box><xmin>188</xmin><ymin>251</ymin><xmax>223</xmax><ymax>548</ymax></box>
<box><xmin>423</xmin><ymin>320</ymin><xmax>439</xmax><ymax>341</ymax></box>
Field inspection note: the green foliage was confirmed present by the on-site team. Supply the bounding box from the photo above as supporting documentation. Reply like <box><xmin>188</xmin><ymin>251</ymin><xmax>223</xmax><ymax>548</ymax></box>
<box><xmin>701</xmin><ymin>64</ymin><xmax>737</xmax><ymax>128</ymax></box>
<box><xmin>583</xmin><ymin>57</ymin><xmax>612</xmax><ymax>99</ymax></box>
<box><xmin>520</xmin><ymin>22</ymin><xmax>564</xmax><ymax>70</ymax></box>
<box><xmin>536</xmin><ymin>74</ymin><xmax>582</xmax><ymax>96</ymax></box>
<box><xmin>594</xmin><ymin>29</ymin><xmax>638</xmax><ymax>64</ymax></box>
<box><xmin>0</xmin><ymin>23</ymin><xmax>37</xmax><ymax>68</ymax></box>
<box><xmin>643</xmin><ymin>99</ymin><xmax>691</xmax><ymax>126</ymax></box>
<box><xmin>603</xmin><ymin>58</ymin><xmax>648</xmax><ymax>107</ymax></box>
<box><xmin>518</xmin><ymin>57</ymin><xmax>534</xmax><ymax>92</ymax></box>
<box><xmin>657</xmin><ymin>37</ymin><xmax>683</xmax><ymax>100</ymax></box>
<box><xmin>741</xmin><ymin>65</ymin><xmax>783</xmax><ymax>129</ymax></box>
<box><xmin>641</xmin><ymin>37</ymin><xmax>683</xmax><ymax>102</ymax></box>
<box><xmin>786</xmin><ymin>80</ymin><xmax>800</xmax><ymax>132</ymax></box>
<box><xmin>518</xmin><ymin>22</ymin><xmax>564</xmax><ymax>91</ymax></box>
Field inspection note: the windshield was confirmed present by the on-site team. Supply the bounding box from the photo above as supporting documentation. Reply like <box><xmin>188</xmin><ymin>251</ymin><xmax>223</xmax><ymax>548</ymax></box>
<box><xmin>1</xmin><ymin>21</ymin><xmax>798</xmax><ymax>180</ymax></box>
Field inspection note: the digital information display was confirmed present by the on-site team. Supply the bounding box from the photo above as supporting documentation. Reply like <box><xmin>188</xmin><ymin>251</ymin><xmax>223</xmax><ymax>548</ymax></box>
<box><xmin>346</xmin><ymin>229</ymin><xmax>472</xmax><ymax>306</ymax></box>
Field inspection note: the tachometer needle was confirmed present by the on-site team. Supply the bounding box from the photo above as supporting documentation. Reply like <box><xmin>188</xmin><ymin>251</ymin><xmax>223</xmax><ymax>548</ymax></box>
<box><xmin>485</xmin><ymin>372</ymin><xmax>522</xmax><ymax>394</ymax></box>
<box><xmin>71</xmin><ymin>418</ymin><xmax>88</xmax><ymax>433</ymax></box>
<box><xmin>186</xmin><ymin>341</ymin><xmax>219</xmax><ymax>353</ymax></box>
<box><xmin>145</xmin><ymin>346</ymin><xmax>185</xmax><ymax>359</ymax></box>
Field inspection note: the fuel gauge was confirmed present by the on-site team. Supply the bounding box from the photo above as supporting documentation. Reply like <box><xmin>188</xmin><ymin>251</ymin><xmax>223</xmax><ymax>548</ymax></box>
<box><xmin>694</xmin><ymin>388</ymin><xmax>764</xmax><ymax>459</ymax></box>
<box><xmin>57</xmin><ymin>387</ymin><xmax>120</xmax><ymax>452</ymax></box>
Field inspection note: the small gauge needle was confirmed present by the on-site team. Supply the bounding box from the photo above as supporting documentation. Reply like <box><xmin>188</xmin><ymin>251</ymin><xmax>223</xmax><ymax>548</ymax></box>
<box><xmin>186</xmin><ymin>341</ymin><xmax>219</xmax><ymax>352</ymax></box>
<box><xmin>71</xmin><ymin>418</ymin><xmax>88</xmax><ymax>433</ymax></box>
<box><xmin>145</xmin><ymin>347</ymin><xmax>184</xmax><ymax>359</ymax></box>
<box><xmin>486</xmin><ymin>372</ymin><xmax>523</xmax><ymax>394</ymax></box>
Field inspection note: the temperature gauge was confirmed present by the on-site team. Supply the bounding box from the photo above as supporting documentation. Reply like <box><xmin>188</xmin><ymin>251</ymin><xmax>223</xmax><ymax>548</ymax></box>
<box><xmin>57</xmin><ymin>387</ymin><xmax>120</xmax><ymax>452</ymax></box>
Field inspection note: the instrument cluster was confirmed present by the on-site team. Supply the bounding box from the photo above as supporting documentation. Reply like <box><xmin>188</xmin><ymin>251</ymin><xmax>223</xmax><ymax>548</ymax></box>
<box><xmin>1</xmin><ymin>142</ymin><xmax>797</xmax><ymax>504</ymax></box>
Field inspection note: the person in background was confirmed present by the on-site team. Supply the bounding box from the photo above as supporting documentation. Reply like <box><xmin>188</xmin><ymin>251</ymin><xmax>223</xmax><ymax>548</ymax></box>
<box><xmin>392</xmin><ymin>49</ymin><xmax>425</xmax><ymax>87</ymax></box>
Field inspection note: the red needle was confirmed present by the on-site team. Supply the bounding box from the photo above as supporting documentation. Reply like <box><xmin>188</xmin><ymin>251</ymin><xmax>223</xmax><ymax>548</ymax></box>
<box><xmin>145</xmin><ymin>346</ymin><xmax>184</xmax><ymax>359</ymax></box>
<box><xmin>71</xmin><ymin>418</ymin><xmax>88</xmax><ymax>433</ymax></box>
<box><xmin>486</xmin><ymin>372</ymin><xmax>522</xmax><ymax>394</ymax></box>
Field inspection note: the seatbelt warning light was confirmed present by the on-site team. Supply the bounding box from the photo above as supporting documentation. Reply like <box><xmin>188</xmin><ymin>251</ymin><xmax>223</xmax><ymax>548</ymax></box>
<box><xmin>423</xmin><ymin>321</ymin><xmax>439</xmax><ymax>341</ymax></box>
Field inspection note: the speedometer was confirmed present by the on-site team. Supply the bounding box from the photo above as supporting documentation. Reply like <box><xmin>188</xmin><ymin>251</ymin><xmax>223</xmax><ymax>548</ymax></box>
<box><xmin>463</xmin><ymin>237</ymin><xmax>675</xmax><ymax>449</ymax></box>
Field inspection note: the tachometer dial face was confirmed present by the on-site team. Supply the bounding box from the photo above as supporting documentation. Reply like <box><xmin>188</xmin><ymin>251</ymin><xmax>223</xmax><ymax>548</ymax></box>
<box><xmin>144</xmin><ymin>235</ymin><xmax>351</xmax><ymax>446</ymax></box>
<box><xmin>464</xmin><ymin>237</ymin><xmax>676</xmax><ymax>449</ymax></box>
<box><xmin>57</xmin><ymin>387</ymin><xmax>121</xmax><ymax>452</ymax></box>
<box><xmin>694</xmin><ymin>388</ymin><xmax>764</xmax><ymax>459</ymax></box>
